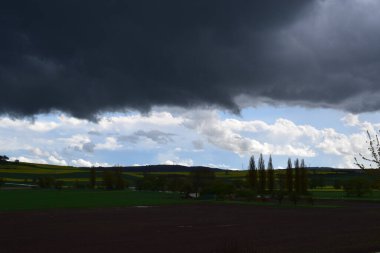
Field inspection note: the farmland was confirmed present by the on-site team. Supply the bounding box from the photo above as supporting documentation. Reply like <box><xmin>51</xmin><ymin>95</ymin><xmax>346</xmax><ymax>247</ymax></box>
<box><xmin>1</xmin><ymin>202</ymin><xmax>380</xmax><ymax>253</ymax></box>
<box><xmin>0</xmin><ymin>190</ymin><xmax>190</xmax><ymax>211</ymax></box>
<box><xmin>1</xmin><ymin>162</ymin><xmax>380</xmax><ymax>204</ymax></box>
<box><xmin>1</xmin><ymin>161</ymin><xmax>380</xmax><ymax>253</ymax></box>
<box><xmin>0</xmin><ymin>162</ymin><xmax>247</xmax><ymax>183</ymax></box>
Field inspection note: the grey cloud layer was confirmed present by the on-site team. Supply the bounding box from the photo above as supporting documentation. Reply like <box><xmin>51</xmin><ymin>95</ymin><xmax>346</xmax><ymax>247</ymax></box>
<box><xmin>119</xmin><ymin>130</ymin><xmax>175</xmax><ymax>145</ymax></box>
<box><xmin>1</xmin><ymin>0</ymin><xmax>380</xmax><ymax>117</ymax></box>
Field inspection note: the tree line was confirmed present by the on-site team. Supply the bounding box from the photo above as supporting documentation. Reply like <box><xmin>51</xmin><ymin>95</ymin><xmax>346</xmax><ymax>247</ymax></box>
<box><xmin>1</xmin><ymin>151</ymin><xmax>377</xmax><ymax>200</ymax></box>
<box><xmin>247</xmin><ymin>154</ymin><xmax>308</xmax><ymax>195</ymax></box>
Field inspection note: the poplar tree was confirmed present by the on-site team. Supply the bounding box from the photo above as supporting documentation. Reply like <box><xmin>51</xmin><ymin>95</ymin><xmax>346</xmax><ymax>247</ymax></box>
<box><xmin>294</xmin><ymin>158</ymin><xmax>300</xmax><ymax>194</ymax></box>
<box><xmin>300</xmin><ymin>159</ymin><xmax>308</xmax><ymax>194</ymax></box>
<box><xmin>258</xmin><ymin>154</ymin><xmax>266</xmax><ymax>194</ymax></box>
<box><xmin>286</xmin><ymin>158</ymin><xmax>293</xmax><ymax>192</ymax></box>
<box><xmin>267</xmin><ymin>155</ymin><xmax>274</xmax><ymax>193</ymax></box>
<box><xmin>247</xmin><ymin>155</ymin><xmax>257</xmax><ymax>190</ymax></box>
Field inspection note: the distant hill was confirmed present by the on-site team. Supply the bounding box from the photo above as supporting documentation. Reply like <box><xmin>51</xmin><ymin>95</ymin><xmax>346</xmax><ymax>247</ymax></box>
<box><xmin>0</xmin><ymin>160</ymin><xmax>364</xmax><ymax>173</ymax></box>
<box><xmin>1</xmin><ymin>161</ymin><xmax>375</xmax><ymax>188</ymax></box>
<box><xmin>0</xmin><ymin>161</ymin><xmax>224</xmax><ymax>172</ymax></box>
<box><xmin>307</xmin><ymin>167</ymin><xmax>363</xmax><ymax>173</ymax></box>
<box><xmin>92</xmin><ymin>165</ymin><xmax>364</xmax><ymax>173</ymax></box>
<box><xmin>91</xmin><ymin>165</ymin><xmax>224</xmax><ymax>173</ymax></box>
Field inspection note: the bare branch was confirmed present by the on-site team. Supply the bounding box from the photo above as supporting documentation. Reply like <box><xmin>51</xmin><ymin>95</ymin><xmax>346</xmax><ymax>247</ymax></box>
<box><xmin>355</xmin><ymin>130</ymin><xmax>380</xmax><ymax>169</ymax></box>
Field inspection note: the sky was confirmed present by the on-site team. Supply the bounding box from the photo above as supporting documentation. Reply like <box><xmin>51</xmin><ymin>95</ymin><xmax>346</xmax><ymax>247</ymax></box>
<box><xmin>1</xmin><ymin>0</ymin><xmax>380</xmax><ymax>169</ymax></box>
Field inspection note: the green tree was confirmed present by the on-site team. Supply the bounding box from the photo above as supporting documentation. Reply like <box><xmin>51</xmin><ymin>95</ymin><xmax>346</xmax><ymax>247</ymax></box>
<box><xmin>0</xmin><ymin>155</ymin><xmax>9</xmax><ymax>163</ymax></box>
<box><xmin>267</xmin><ymin>155</ymin><xmax>274</xmax><ymax>193</ymax></box>
<box><xmin>300</xmin><ymin>159</ymin><xmax>308</xmax><ymax>194</ymax></box>
<box><xmin>294</xmin><ymin>158</ymin><xmax>300</xmax><ymax>194</ymax></box>
<box><xmin>247</xmin><ymin>155</ymin><xmax>257</xmax><ymax>190</ymax></box>
<box><xmin>277</xmin><ymin>172</ymin><xmax>286</xmax><ymax>192</ymax></box>
<box><xmin>37</xmin><ymin>177</ymin><xmax>56</xmax><ymax>188</ymax></box>
<box><xmin>190</xmin><ymin>169</ymin><xmax>215</xmax><ymax>195</ymax></box>
<box><xmin>103</xmin><ymin>169</ymin><xmax>127</xmax><ymax>190</ymax></box>
<box><xmin>114</xmin><ymin>169</ymin><xmax>127</xmax><ymax>190</ymax></box>
<box><xmin>333</xmin><ymin>179</ymin><xmax>342</xmax><ymax>189</ymax></box>
<box><xmin>103</xmin><ymin>170</ymin><xmax>116</xmax><ymax>190</ymax></box>
<box><xmin>343</xmin><ymin>177</ymin><xmax>371</xmax><ymax>197</ymax></box>
<box><xmin>286</xmin><ymin>158</ymin><xmax>293</xmax><ymax>193</ymax></box>
<box><xmin>258</xmin><ymin>154</ymin><xmax>266</xmax><ymax>194</ymax></box>
<box><xmin>90</xmin><ymin>167</ymin><xmax>96</xmax><ymax>189</ymax></box>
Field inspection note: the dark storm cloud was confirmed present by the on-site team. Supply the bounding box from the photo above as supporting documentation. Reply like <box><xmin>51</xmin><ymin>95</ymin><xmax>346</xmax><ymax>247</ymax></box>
<box><xmin>119</xmin><ymin>130</ymin><xmax>175</xmax><ymax>144</ymax></box>
<box><xmin>2</xmin><ymin>0</ymin><xmax>380</xmax><ymax>118</ymax></box>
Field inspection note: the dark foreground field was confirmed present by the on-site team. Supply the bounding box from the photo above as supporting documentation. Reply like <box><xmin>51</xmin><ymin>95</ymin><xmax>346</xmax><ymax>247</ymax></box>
<box><xmin>1</xmin><ymin>202</ymin><xmax>380</xmax><ymax>253</ymax></box>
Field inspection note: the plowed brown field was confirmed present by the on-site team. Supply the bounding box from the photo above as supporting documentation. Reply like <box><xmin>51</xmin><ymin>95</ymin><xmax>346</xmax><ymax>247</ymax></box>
<box><xmin>1</xmin><ymin>201</ymin><xmax>379</xmax><ymax>253</ymax></box>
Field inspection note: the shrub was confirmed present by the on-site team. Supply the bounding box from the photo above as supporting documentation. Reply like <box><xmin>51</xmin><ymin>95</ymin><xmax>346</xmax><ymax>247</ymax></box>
<box><xmin>179</xmin><ymin>180</ymin><xmax>194</xmax><ymax>195</ymax></box>
<box><xmin>333</xmin><ymin>180</ymin><xmax>343</xmax><ymax>189</ymax></box>
<box><xmin>306</xmin><ymin>194</ymin><xmax>314</xmax><ymax>206</ymax></box>
<box><xmin>89</xmin><ymin>168</ymin><xmax>96</xmax><ymax>189</ymax></box>
<box><xmin>343</xmin><ymin>177</ymin><xmax>372</xmax><ymax>197</ymax></box>
<box><xmin>310</xmin><ymin>176</ymin><xmax>325</xmax><ymax>189</ymax></box>
<box><xmin>135</xmin><ymin>174</ymin><xmax>166</xmax><ymax>191</ymax></box>
<box><xmin>288</xmin><ymin>192</ymin><xmax>299</xmax><ymax>205</ymax></box>
<box><xmin>203</xmin><ymin>180</ymin><xmax>235</xmax><ymax>198</ymax></box>
<box><xmin>103</xmin><ymin>170</ymin><xmax>116</xmax><ymax>190</ymax></box>
<box><xmin>234</xmin><ymin>188</ymin><xmax>256</xmax><ymax>200</ymax></box>
<box><xmin>367</xmin><ymin>170</ymin><xmax>380</xmax><ymax>190</ymax></box>
<box><xmin>273</xmin><ymin>190</ymin><xmax>285</xmax><ymax>204</ymax></box>
<box><xmin>190</xmin><ymin>168</ymin><xmax>215</xmax><ymax>193</ymax></box>
<box><xmin>73</xmin><ymin>180</ymin><xmax>87</xmax><ymax>189</ymax></box>
<box><xmin>166</xmin><ymin>176</ymin><xmax>186</xmax><ymax>192</ymax></box>
<box><xmin>54</xmin><ymin>180</ymin><xmax>64</xmax><ymax>190</ymax></box>
<box><xmin>37</xmin><ymin>177</ymin><xmax>56</xmax><ymax>188</ymax></box>
<box><xmin>115</xmin><ymin>170</ymin><xmax>128</xmax><ymax>190</ymax></box>
<box><xmin>102</xmin><ymin>169</ymin><xmax>127</xmax><ymax>190</ymax></box>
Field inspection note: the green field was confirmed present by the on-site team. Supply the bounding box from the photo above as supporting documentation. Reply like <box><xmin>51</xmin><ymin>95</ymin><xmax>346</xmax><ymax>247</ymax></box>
<box><xmin>310</xmin><ymin>189</ymin><xmax>380</xmax><ymax>201</ymax></box>
<box><xmin>0</xmin><ymin>162</ymin><xmax>248</xmax><ymax>184</ymax></box>
<box><xmin>0</xmin><ymin>189</ymin><xmax>190</xmax><ymax>211</ymax></box>
<box><xmin>0</xmin><ymin>189</ymin><xmax>342</xmax><ymax>211</ymax></box>
<box><xmin>1</xmin><ymin>162</ymin><xmax>380</xmax><ymax>211</ymax></box>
